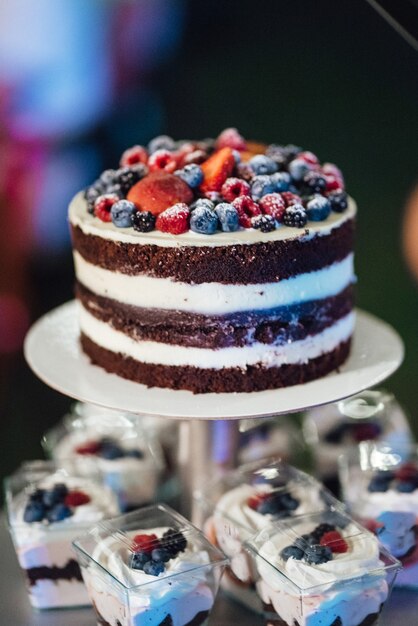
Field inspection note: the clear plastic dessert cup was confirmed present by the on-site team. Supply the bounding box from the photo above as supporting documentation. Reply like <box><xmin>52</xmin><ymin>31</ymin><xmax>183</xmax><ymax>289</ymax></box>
<box><xmin>195</xmin><ymin>458</ymin><xmax>344</xmax><ymax>612</ymax></box>
<box><xmin>4</xmin><ymin>460</ymin><xmax>119</xmax><ymax>609</ymax></box>
<box><xmin>245</xmin><ymin>510</ymin><xmax>400</xmax><ymax>626</ymax></box>
<box><xmin>72</xmin><ymin>503</ymin><xmax>228</xmax><ymax>626</ymax></box>
<box><xmin>42</xmin><ymin>402</ymin><xmax>165</xmax><ymax>512</ymax></box>
<box><xmin>339</xmin><ymin>441</ymin><xmax>418</xmax><ymax>589</ymax></box>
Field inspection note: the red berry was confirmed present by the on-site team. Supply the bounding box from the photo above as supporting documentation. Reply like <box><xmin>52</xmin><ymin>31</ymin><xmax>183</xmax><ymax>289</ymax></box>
<box><xmin>325</xmin><ymin>174</ymin><xmax>344</xmax><ymax>192</ymax></box>
<box><xmin>94</xmin><ymin>194</ymin><xmax>119</xmax><ymax>222</ymax></box>
<box><xmin>320</xmin><ymin>531</ymin><xmax>348</xmax><ymax>553</ymax></box>
<box><xmin>64</xmin><ymin>490</ymin><xmax>91</xmax><ymax>507</ymax></box>
<box><xmin>247</xmin><ymin>493</ymin><xmax>267</xmax><ymax>510</ymax></box>
<box><xmin>133</xmin><ymin>533</ymin><xmax>159</xmax><ymax>554</ymax></box>
<box><xmin>259</xmin><ymin>193</ymin><xmax>286</xmax><ymax>221</ymax></box>
<box><xmin>120</xmin><ymin>145</ymin><xmax>148</xmax><ymax>167</ymax></box>
<box><xmin>281</xmin><ymin>191</ymin><xmax>302</xmax><ymax>207</ymax></box>
<box><xmin>322</xmin><ymin>162</ymin><xmax>344</xmax><ymax>182</ymax></box>
<box><xmin>127</xmin><ymin>172</ymin><xmax>193</xmax><ymax>216</ymax></box>
<box><xmin>200</xmin><ymin>147</ymin><xmax>236</xmax><ymax>193</ymax></box>
<box><xmin>298</xmin><ymin>151</ymin><xmax>320</xmax><ymax>166</ymax></box>
<box><xmin>155</xmin><ymin>203</ymin><xmax>190</xmax><ymax>234</ymax></box>
<box><xmin>232</xmin><ymin>195</ymin><xmax>261</xmax><ymax>228</ymax></box>
<box><xmin>75</xmin><ymin>440</ymin><xmax>102</xmax><ymax>455</ymax></box>
<box><xmin>215</xmin><ymin>127</ymin><xmax>247</xmax><ymax>151</ymax></box>
<box><xmin>183</xmin><ymin>149</ymin><xmax>207</xmax><ymax>166</ymax></box>
<box><xmin>396</xmin><ymin>462</ymin><xmax>418</xmax><ymax>482</ymax></box>
<box><xmin>221</xmin><ymin>177</ymin><xmax>251</xmax><ymax>202</ymax></box>
<box><xmin>148</xmin><ymin>149</ymin><xmax>179</xmax><ymax>174</ymax></box>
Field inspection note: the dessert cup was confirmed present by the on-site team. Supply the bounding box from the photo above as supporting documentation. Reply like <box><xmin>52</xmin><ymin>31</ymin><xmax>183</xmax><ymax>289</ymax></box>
<box><xmin>339</xmin><ymin>441</ymin><xmax>418</xmax><ymax>588</ymax></box>
<box><xmin>245</xmin><ymin>510</ymin><xmax>400</xmax><ymax>626</ymax></box>
<box><xmin>5</xmin><ymin>460</ymin><xmax>118</xmax><ymax>609</ymax></box>
<box><xmin>195</xmin><ymin>458</ymin><xmax>344</xmax><ymax>612</ymax></box>
<box><xmin>43</xmin><ymin>402</ymin><xmax>165</xmax><ymax>512</ymax></box>
<box><xmin>72</xmin><ymin>503</ymin><xmax>228</xmax><ymax>626</ymax></box>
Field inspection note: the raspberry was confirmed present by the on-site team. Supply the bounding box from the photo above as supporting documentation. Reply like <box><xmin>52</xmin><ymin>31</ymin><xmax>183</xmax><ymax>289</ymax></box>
<box><xmin>325</xmin><ymin>174</ymin><xmax>343</xmax><ymax>192</ymax></box>
<box><xmin>322</xmin><ymin>162</ymin><xmax>344</xmax><ymax>185</ymax></box>
<box><xmin>131</xmin><ymin>210</ymin><xmax>156</xmax><ymax>233</ymax></box>
<box><xmin>215</xmin><ymin>127</ymin><xmax>247</xmax><ymax>151</ymax></box>
<box><xmin>64</xmin><ymin>490</ymin><xmax>91</xmax><ymax>507</ymax></box>
<box><xmin>395</xmin><ymin>462</ymin><xmax>418</xmax><ymax>482</ymax></box>
<box><xmin>133</xmin><ymin>533</ymin><xmax>160</xmax><ymax>554</ymax></box>
<box><xmin>251</xmin><ymin>214</ymin><xmax>276</xmax><ymax>232</ymax></box>
<box><xmin>75</xmin><ymin>441</ymin><xmax>102</xmax><ymax>455</ymax></box>
<box><xmin>283</xmin><ymin>204</ymin><xmax>308</xmax><ymax>228</ymax></box>
<box><xmin>148</xmin><ymin>149</ymin><xmax>178</xmax><ymax>174</ymax></box>
<box><xmin>247</xmin><ymin>493</ymin><xmax>267</xmax><ymax>510</ymax></box>
<box><xmin>232</xmin><ymin>195</ymin><xmax>261</xmax><ymax>228</ymax></box>
<box><xmin>155</xmin><ymin>203</ymin><xmax>190</xmax><ymax>234</ymax></box>
<box><xmin>259</xmin><ymin>193</ymin><xmax>286</xmax><ymax>221</ymax></box>
<box><xmin>320</xmin><ymin>531</ymin><xmax>348</xmax><ymax>553</ymax></box>
<box><xmin>281</xmin><ymin>191</ymin><xmax>302</xmax><ymax>207</ymax></box>
<box><xmin>120</xmin><ymin>145</ymin><xmax>148</xmax><ymax>167</ymax></box>
<box><xmin>94</xmin><ymin>194</ymin><xmax>120</xmax><ymax>222</ymax></box>
<box><xmin>221</xmin><ymin>177</ymin><xmax>251</xmax><ymax>202</ymax></box>
<box><xmin>298</xmin><ymin>151</ymin><xmax>320</xmax><ymax>166</ymax></box>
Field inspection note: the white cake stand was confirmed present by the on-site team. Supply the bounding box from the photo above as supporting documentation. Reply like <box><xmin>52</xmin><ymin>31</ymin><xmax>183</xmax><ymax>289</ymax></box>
<box><xmin>24</xmin><ymin>300</ymin><xmax>404</xmax><ymax>518</ymax></box>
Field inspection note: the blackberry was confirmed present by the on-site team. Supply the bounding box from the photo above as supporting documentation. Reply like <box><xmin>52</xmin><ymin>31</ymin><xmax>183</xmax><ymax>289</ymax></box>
<box><xmin>131</xmin><ymin>211</ymin><xmax>156</xmax><ymax>233</ymax></box>
<box><xmin>251</xmin><ymin>214</ymin><xmax>276</xmax><ymax>232</ymax></box>
<box><xmin>328</xmin><ymin>190</ymin><xmax>348</xmax><ymax>213</ymax></box>
<box><xmin>162</xmin><ymin>528</ymin><xmax>187</xmax><ymax>557</ymax></box>
<box><xmin>266</xmin><ymin>144</ymin><xmax>301</xmax><ymax>167</ymax></box>
<box><xmin>283</xmin><ymin>204</ymin><xmax>307</xmax><ymax>228</ymax></box>
<box><xmin>311</xmin><ymin>523</ymin><xmax>336</xmax><ymax>540</ymax></box>
<box><xmin>303</xmin><ymin>171</ymin><xmax>327</xmax><ymax>194</ymax></box>
<box><xmin>85</xmin><ymin>184</ymin><xmax>103</xmax><ymax>214</ymax></box>
<box><xmin>114</xmin><ymin>165</ymin><xmax>147</xmax><ymax>195</ymax></box>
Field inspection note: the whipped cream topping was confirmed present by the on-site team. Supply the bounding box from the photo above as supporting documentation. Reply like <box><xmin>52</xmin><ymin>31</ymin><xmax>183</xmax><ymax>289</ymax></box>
<box><xmin>69</xmin><ymin>192</ymin><xmax>356</xmax><ymax>248</ymax></box>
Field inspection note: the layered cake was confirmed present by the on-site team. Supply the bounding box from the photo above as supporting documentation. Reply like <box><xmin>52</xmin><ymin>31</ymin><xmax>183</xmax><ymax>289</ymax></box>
<box><xmin>245</xmin><ymin>511</ymin><xmax>400</xmax><ymax>626</ymax></box>
<box><xmin>5</xmin><ymin>462</ymin><xmax>118</xmax><ymax>609</ymax></box>
<box><xmin>72</xmin><ymin>504</ymin><xmax>227</xmax><ymax>626</ymax></box>
<box><xmin>69</xmin><ymin>128</ymin><xmax>356</xmax><ymax>393</ymax></box>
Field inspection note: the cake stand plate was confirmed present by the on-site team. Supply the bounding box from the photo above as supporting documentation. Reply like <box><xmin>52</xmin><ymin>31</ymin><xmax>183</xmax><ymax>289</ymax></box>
<box><xmin>24</xmin><ymin>301</ymin><xmax>404</xmax><ymax>420</ymax></box>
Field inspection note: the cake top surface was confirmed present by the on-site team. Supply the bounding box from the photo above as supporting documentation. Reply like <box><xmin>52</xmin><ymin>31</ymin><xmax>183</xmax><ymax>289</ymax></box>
<box><xmin>70</xmin><ymin>128</ymin><xmax>355</xmax><ymax>246</ymax></box>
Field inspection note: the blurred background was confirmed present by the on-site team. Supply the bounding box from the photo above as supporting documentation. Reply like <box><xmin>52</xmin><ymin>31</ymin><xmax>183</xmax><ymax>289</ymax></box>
<box><xmin>0</xmin><ymin>0</ymin><xmax>417</xmax><ymax>488</ymax></box>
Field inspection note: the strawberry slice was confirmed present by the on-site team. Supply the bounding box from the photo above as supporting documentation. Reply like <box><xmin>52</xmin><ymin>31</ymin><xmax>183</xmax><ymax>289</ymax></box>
<box><xmin>199</xmin><ymin>147</ymin><xmax>235</xmax><ymax>193</ymax></box>
<box><xmin>320</xmin><ymin>531</ymin><xmax>348</xmax><ymax>553</ymax></box>
<box><xmin>133</xmin><ymin>533</ymin><xmax>160</xmax><ymax>554</ymax></box>
<box><xmin>65</xmin><ymin>490</ymin><xmax>91</xmax><ymax>507</ymax></box>
<box><xmin>127</xmin><ymin>172</ymin><xmax>193</xmax><ymax>216</ymax></box>
<box><xmin>75</xmin><ymin>440</ymin><xmax>101</xmax><ymax>455</ymax></box>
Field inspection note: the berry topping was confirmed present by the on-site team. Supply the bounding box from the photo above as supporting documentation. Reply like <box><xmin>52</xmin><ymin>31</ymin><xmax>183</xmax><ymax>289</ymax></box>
<box><xmin>174</xmin><ymin>164</ymin><xmax>203</xmax><ymax>188</ymax></box>
<box><xmin>311</xmin><ymin>523</ymin><xmax>336</xmax><ymax>540</ymax></box>
<box><xmin>24</xmin><ymin>501</ymin><xmax>46</xmax><ymax>523</ymax></box>
<box><xmin>190</xmin><ymin>205</ymin><xmax>219</xmax><ymax>235</ymax></box>
<box><xmin>151</xmin><ymin>548</ymin><xmax>171</xmax><ymax>563</ymax></box>
<box><xmin>148</xmin><ymin>135</ymin><xmax>176</xmax><ymax>154</ymax></box>
<box><xmin>250</xmin><ymin>175</ymin><xmax>275</xmax><ymax>200</ymax></box>
<box><xmin>328</xmin><ymin>190</ymin><xmax>349</xmax><ymax>213</ymax></box>
<box><xmin>215</xmin><ymin>203</ymin><xmax>240</xmax><ymax>232</ymax></box>
<box><xmin>298</xmin><ymin>151</ymin><xmax>320</xmax><ymax>166</ymax></box>
<box><xmin>280</xmin><ymin>545</ymin><xmax>304</xmax><ymax>561</ymax></box>
<box><xmin>395</xmin><ymin>462</ymin><xmax>418</xmax><ymax>483</ymax></box>
<box><xmin>324</xmin><ymin>174</ymin><xmax>343</xmax><ymax>192</ymax></box>
<box><xmin>251</xmin><ymin>214</ymin><xmax>276</xmax><ymax>232</ymax></box>
<box><xmin>232</xmin><ymin>195</ymin><xmax>261</xmax><ymax>228</ymax></box>
<box><xmin>75</xmin><ymin>441</ymin><xmax>103</xmax><ymax>455</ymax></box>
<box><xmin>320</xmin><ymin>531</ymin><xmax>348</xmax><ymax>553</ymax></box>
<box><xmin>100</xmin><ymin>440</ymin><xmax>125</xmax><ymax>460</ymax></box>
<box><xmin>29</xmin><ymin>488</ymin><xmax>46</xmax><ymax>503</ymax></box>
<box><xmin>259</xmin><ymin>193</ymin><xmax>286</xmax><ymax>221</ymax></box>
<box><xmin>304</xmin><ymin>544</ymin><xmax>333</xmax><ymax>565</ymax></box>
<box><xmin>215</xmin><ymin>128</ymin><xmax>247</xmax><ymax>152</ymax></box>
<box><xmin>306</xmin><ymin>195</ymin><xmax>331</xmax><ymax>222</ymax></box>
<box><xmin>281</xmin><ymin>191</ymin><xmax>302</xmax><ymax>207</ymax></box>
<box><xmin>94</xmin><ymin>194</ymin><xmax>120</xmax><ymax>222</ymax></box>
<box><xmin>131</xmin><ymin>210</ymin><xmax>156</xmax><ymax>233</ymax></box>
<box><xmin>46</xmin><ymin>503</ymin><xmax>73</xmax><ymax>523</ymax></box>
<box><xmin>200</xmin><ymin>147</ymin><xmax>235</xmax><ymax>193</ymax></box>
<box><xmin>115</xmin><ymin>165</ymin><xmax>148</xmax><ymax>194</ymax></box>
<box><xmin>248</xmin><ymin>155</ymin><xmax>278</xmax><ymax>176</ymax></box>
<box><xmin>111</xmin><ymin>200</ymin><xmax>137</xmax><ymax>228</ymax></box>
<box><xmin>236</xmin><ymin>161</ymin><xmax>255</xmax><ymax>181</ymax></box>
<box><xmin>221</xmin><ymin>177</ymin><xmax>251</xmax><ymax>202</ymax></box>
<box><xmin>247</xmin><ymin>493</ymin><xmax>266</xmax><ymax>510</ymax></box>
<box><xmin>351</xmin><ymin>422</ymin><xmax>382</xmax><ymax>442</ymax></box>
<box><xmin>368</xmin><ymin>472</ymin><xmax>393</xmax><ymax>493</ymax></box>
<box><xmin>283</xmin><ymin>204</ymin><xmax>308</xmax><ymax>228</ymax></box>
<box><xmin>247</xmin><ymin>490</ymin><xmax>299</xmax><ymax>517</ymax></box>
<box><xmin>396</xmin><ymin>481</ymin><xmax>417</xmax><ymax>493</ymax></box>
<box><xmin>127</xmin><ymin>172</ymin><xmax>193</xmax><ymax>216</ymax></box>
<box><xmin>156</xmin><ymin>203</ymin><xmax>190</xmax><ymax>234</ymax></box>
<box><xmin>182</xmin><ymin>149</ymin><xmax>207</xmax><ymax>166</ymax></box>
<box><xmin>162</xmin><ymin>528</ymin><xmax>187</xmax><ymax>556</ymax></box>
<box><xmin>271</xmin><ymin>171</ymin><xmax>291</xmax><ymax>192</ymax></box>
<box><xmin>64</xmin><ymin>490</ymin><xmax>91</xmax><ymax>507</ymax></box>
<box><xmin>322</xmin><ymin>162</ymin><xmax>344</xmax><ymax>184</ymax></box>
<box><xmin>303</xmin><ymin>171</ymin><xmax>327</xmax><ymax>194</ymax></box>
<box><xmin>130</xmin><ymin>551</ymin><xmax>150</xmax><ymax>570</ymax></box>
<box><xmin>143</xmin><ymin>560</ymin><xmax>165</xmax><ymax>576</ymax></box>
<box><xmin>148</xmin><ymin>149</ymin><xmax>179</xmax><ymax>174</ymax></box>
<box><xmin>120</xmin><ymin>145</ymin><xmax>148</xmax><ymax>167</ymax></box>
<box><xmin>100</xmin><ymin>169</ymin><xmax>118</xmax><ymax>187</ymax></box>
<box><xmin>191</xmin><ymin>198</ymin><xmax>215</xmax><ymax>212</ymax></box>
<box><xmin>43</xmin><ymin>483</ymin><xmax>69</xmax><ymax>508</ymax></box>
<box><xmin>288</xmin><ymin>158</ymin><xmax>311</xmax><ymax>182</ymax></box>
<box><xmin>266</xmin><ymin>144</ymin><xmax>302</xmax><ymax>167</ymax></box>
<box><xmin>133</xmin><ymin>533</ymin><xmax>159</xmax><ymax>554</ymax></box>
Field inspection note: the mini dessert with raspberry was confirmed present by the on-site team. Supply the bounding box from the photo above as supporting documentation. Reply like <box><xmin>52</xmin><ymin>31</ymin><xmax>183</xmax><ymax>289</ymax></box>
<box><xmin>72</xmin><ymin>504</ymin><xmax>228</xmax><ymax>626</ymax></box>
<box><xmin>5</xmin><ymin>461</ymin><xmax>118</xmax><ymax>609</ymax></box>
<box><xmin>69</xmin><ymin>129</ymin><xmax>356</xmax><ymax>393</ymax></box>
<box><xmin>245</xmin><ymin>511</ymin><xmax>400</xmax><ymax>626</ymax></box>
<box><xmin>340</xmin><ymin>442</ymin><xmax>418</xmax><ymax>588</ymax></box>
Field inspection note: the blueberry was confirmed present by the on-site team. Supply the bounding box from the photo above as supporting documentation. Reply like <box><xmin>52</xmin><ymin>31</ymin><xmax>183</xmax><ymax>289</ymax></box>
<box><xmin>174</xmin><ymin>164</ymin><xmax>203</xmax><ymax>188</ymax></box>
<box><xmin>328</xmin><ymin>190</ymin><xmax>348</xmax><ymax>213</ymax></box>
<box><xmin>43</xmin><ymin>484</ymin><xmax>68</xmax><ymax>508</ymax></box>
<box><xmin>279</xmin><ymin>493</ymin><xmax>300</xmax><ymax>511</ymax></box>
<box><xmin>29</xmin><ymin>488</ymin><xmax>46</xmax><ymax>503</ymax></box>
<box><xmin>100</xmin><ymin>442</ymin><xmax>125</xmax><ymax>460</ymax></box>
<box><xmin>324</xmin><ymin>422</ymin><xmax>349</xmax><ymax>443</ymax></box>
<box><xmin>368</xmin><ymin>477</ymin><xmax>389</xmax><ymax>493</ymax></box>
<box><xmin>100</xmin><ymin>169</ymin><xmax>118</xmax><ymax>187</ymax></box>
<box><xmin>303</xmin><ymin>171</ymin><xmax>327</xmax><ymax>194</ymax></box>
<box><xmin>304</xmin><ymin>545</ymin><xmax>333</xmax><ymax>565</ymax></box>
<box><xmin>283</xmin><ymin>204</ymin><xmax>308</xmax><ymax>228</ymax></box>
<box><xmin>396</xmin><ymin>481</ymin><xmax>417</xmax><ymax>493</ymax></box>
<box><xmin>250</xmin><ymin>175</ymin><xmax>275</xmax><ymax>200</ymax></box>
<box><xmin>306</xmin><ymin>194</ymin><xmax>331</xmax><ymax>222</ymax></box>
<box><xmin>131</xmin><ymin>210</ymin><xmax>156</xmax><ymax>233</ymax></box>
<box><xmin>191</xmin><ymin>198</ymin><xmax>215</xmax><ymax>212</ymax></box>
<box><xmin>251</xmin><ymin>214</ymin><xmax>276</xmax><ymax>232</ymax></box>
<box><xmin>143</xmin><ymin>560</ymin><xmax>165</xmax><ymax>576</ymax></box>
<box><xmin>111</xmin><ymin>200</ymin><xmax>137</xmax><ymax>228</ymax></box>
<box><xmin>266</xmin><ymin>144</ymin><xmax>302</xmax><ymax>167</ymax></box>
<box><xmin>288</xmin><ymin>158</ymin><xmax>311</xmax><ymax>182</ymax></box>
<box><xmin>215</xmin><ymin>203</ymin><xmax>239</xmax><ymax>232</ymax></box>
<box><xmin>151</xmin><ymin>548</ymin><xmax>171</xmax><ymax>563</ymax></box>
<box><xmin>24</xmin><ymin>501</ymin><xmax>46</xmax><ymax>523</ymax></box>
<box><xmin>131</xmin><ymin>551</ymin><xmax>150</xmax><ymax>570</ymax></box>
<box><xmin>148</xmin><ymin>135</ymin><xmax>176</xmax><ymax>154</ymax></box>
<box><xmin>248</xmin><ymin>155</ymin><xmax>278</xmax><ymax>176</ymax></box>
<box><xmin>105</xmin><ymin>184</ymin><xmax>124</xmax><ymax>199</ymax></box>
<box><xmin>46</xmin><ymin>503</ymin><xmax>73</xmax><ymax>523</ymax></box>
<box><xmin>125</xmin><ymin>449</ymin><xmax>144</xmax><ymax>459</ymax></box>
<box><xmin>271</xmin><ymin>171</ymin><xmax>291</xmax><ymax>192</ymax></box>
<box><xmin>190</xmin><ymin>206</ymin><xmax>219</xmax><ymax>235</ymax></box>
<box><xmin>257</xmin><ymin>495</ymin><xmax>286</xmax><ymax>516</ymax></box>
<box><xmin>280</xmin><ymin>545</ymin><xmax>304</xmax><ymax>561</ymax></box>
<box><xmin>297</xmin><ymin>534</ymin><xmax>317</xmax><ymax>547</ymax></box>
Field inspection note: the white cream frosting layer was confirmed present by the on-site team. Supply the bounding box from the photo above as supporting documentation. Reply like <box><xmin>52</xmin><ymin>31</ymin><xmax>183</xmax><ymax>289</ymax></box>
<box><xmin>74</xmin><ymin>251</ymin><xmax>354</xmax><ymax>315</ymax></box>
<box><xmin>79</xmin><ymin>305</ymin><xmax>354</xmax><ymax>369</ymax></box>
<box><xmin>69</xmin><ymin>191</ymin><xmax>356</xmax><ymax>248</ymax></box>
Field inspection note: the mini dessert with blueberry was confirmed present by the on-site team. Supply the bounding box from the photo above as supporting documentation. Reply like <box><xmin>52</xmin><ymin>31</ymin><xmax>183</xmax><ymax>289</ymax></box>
<box><xmin>340</xmin><ymin>442</ymin><xmax>418</xmax><ymax>588</ymax></box>
<box><xmin>73</xmin><ymin>504</ymin><xmax>228</xmax><ymax>626</ymax></box>
<box><xmin>5</xmin><ymin>462</ymin><xmax>118</xmax><ymax>609</ymax></box>
<box><xmin>69</xmin><ymin>128</ymin><xmax>356</xmax><ymax>393</ymax></box>
<box><xmin>245</xmin><ymin>511</ymin><xmax>400</xmax><ymax>626</ymax></box>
